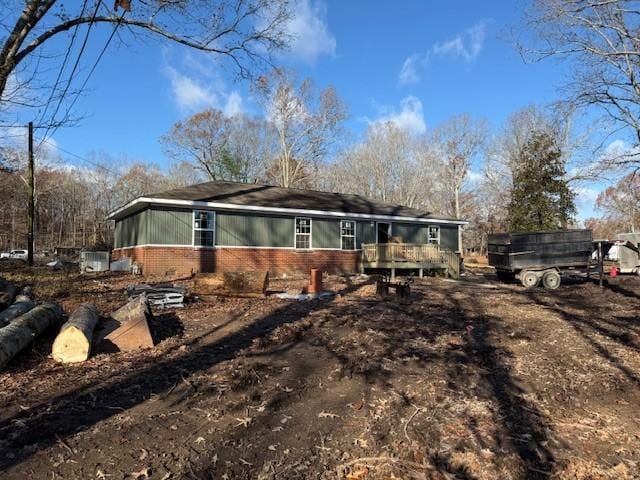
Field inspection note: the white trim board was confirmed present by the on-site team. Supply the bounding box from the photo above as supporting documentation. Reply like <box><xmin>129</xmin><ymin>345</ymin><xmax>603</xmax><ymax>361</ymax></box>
<box><xmin>113</xmin><ymin>244</ymin><xmax>361</xmax><ymax>252</ymax></box>
<box><xmin>108</xmin><ymin>196</ymin><xmax>468</xmax><ymax>225</ymax></box>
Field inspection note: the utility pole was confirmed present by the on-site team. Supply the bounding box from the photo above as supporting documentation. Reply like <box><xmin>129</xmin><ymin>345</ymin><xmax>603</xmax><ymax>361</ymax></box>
<box><xmin>27</xmin><ymin>121</ymin><xmax>34</xmax><ymax>266</ymax></box>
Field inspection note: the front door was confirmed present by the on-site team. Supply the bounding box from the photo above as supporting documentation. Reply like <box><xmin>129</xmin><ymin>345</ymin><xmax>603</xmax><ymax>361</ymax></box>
<box><xmin>377</xmin><ymin>222</ymin><xmax>391</xmax><ymax>243</ymax></box>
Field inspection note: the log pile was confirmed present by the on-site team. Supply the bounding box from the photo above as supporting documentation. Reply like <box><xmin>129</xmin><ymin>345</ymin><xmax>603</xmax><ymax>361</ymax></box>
<box><xmin>52</xmin><ymin>304</ymin><xmax>98</xmax><ymax>363</ymax></box>
<box><xmin>0</xmin><ymin>292</ymin><xmax>36</xmax><ymax>328</ymax></box>
<box><xmin>0</xmin><ymin>280</ymin><xmax>19</xmax><ymax>310</ymax></box>
<box><xmin>0</xmin><ymin>303</ymin><xmax>63</xmax><ymax>370</ymax></box>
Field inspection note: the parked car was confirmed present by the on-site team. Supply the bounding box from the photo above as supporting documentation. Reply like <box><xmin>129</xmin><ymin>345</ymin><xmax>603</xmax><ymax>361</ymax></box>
<box><xmin>0</xmin><ymin>249</ymin><xmax>28</xmax><ymax>260</ymax></box>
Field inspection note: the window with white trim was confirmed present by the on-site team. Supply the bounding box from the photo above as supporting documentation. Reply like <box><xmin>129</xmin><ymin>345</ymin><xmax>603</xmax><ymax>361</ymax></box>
<box><xmin>193</xmin><ymin>210</ymin><xmax>215</xmax><ymax>247</ymax></box>
<box><xmin>295</xmin><ymin>217</ymin><xmax>311</xmax><ymax>249</ymax></box>
<box><xmin>427</xmin><ymin>226</ymin><xmax>440</xmax><ymax>245</ymax></box>
<box><xmin>341</xmin><ymin>220</ymin><xmax>356</xmax><ymax>250</ymax></box>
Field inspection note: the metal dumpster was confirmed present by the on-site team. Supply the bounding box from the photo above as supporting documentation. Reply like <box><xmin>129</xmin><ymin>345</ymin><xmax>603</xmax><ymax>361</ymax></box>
<box><xmin>488</xmin><ymin>229</ymin><xmax>594</xmax><ymax>288</ymax></box>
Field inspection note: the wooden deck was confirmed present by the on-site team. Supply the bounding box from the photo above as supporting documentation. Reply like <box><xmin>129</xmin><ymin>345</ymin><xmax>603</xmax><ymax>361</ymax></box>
<box><xmin>361</xmin><ymin>243</ymin><xmax>461</xmax><ymax>278</ymax></box>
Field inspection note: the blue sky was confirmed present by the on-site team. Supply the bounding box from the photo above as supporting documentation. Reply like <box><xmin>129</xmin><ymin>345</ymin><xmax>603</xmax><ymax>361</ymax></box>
<box><xmin>17</xmin><ymin>0</ymin><xmax>617</xmax><ymax>220</ymax></box>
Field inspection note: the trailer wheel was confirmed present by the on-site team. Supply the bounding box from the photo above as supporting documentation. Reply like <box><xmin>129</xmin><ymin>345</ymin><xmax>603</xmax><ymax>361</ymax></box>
<box><xmin>542</xmin><ymin>270</ymin><xmax>561</xmax><ymax>289</ymax></box>
<box><xmin>520</xmin><ymin>270</ymin><xmax>540</xmax><ymax>288</ymax></box>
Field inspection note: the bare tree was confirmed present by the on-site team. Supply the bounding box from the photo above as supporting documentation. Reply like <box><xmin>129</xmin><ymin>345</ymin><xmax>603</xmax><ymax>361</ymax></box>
<box><xmin>0</xmin><ymin>0</ymin><xmax>291</xmax><ymax>124</ymax></box>
<box><xmin>254</xmin><ymin>69</ymin><xmax>347</xmax><ymax>188</ymax></box>
<box><xmin>432</xmin><ymin>114</ymin><xmax>487</xmax><ymax>250</ymax></box>
<box><xmin>324</xmin><ymin>122</ymin><xmax>441</xmax><ymax>212</ymax></box>
<box><xmin>161</xmin><ymin>109</ymin><xmax>273</xmax><ymax>183</ymax></box>
<box><xmin>521</xmin><ymin>0</ymin><xmax>640</xmax><ymax>169</ymax></box>
<box><xmin>596</xmin><ymin>172</ymin><xmax>640</xmax><ymax>232</ymax></box>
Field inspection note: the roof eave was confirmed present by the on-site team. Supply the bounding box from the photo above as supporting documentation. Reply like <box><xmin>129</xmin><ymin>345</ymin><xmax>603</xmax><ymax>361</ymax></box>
<box><xmin>108</xmin><ymin>197</ymin><xmax>469</xmax><ymax>225</ymax></box>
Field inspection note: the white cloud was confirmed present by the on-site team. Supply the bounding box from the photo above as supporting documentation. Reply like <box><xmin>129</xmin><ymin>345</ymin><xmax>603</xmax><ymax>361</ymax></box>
<box><xmin>374</xmin><ymin>96</ymin><xmax>427</xmax><ymax>136</ymax></box>
<box><xmin>164</xmin><ymin>65</ymin><xmax>244</xmax><ymax>116</ymax></box>
<box><xmin>433</xmin><ymin>22</ymin><xmax>486</xmax><ymax>62</ymax></box>
<box><xmin>165</xmin><ymin>66</ymin><xmax>217</xmax><ymax>111</ymax></box>
<box><xmin>398</xmin><ymin>54</ymin><xmax>422</xmax><ymax>85</ymax></box>
<box><xmin>224</xmin><ymin>91</ymin><xmax>244</xmax><ymax>117</ymax></box>
<box><xmin>397</xmin><ymin>21</ymin><xmax>487</xmax><ymax>86</ymax></box>
<box><xmin>286</xmin><ymin>0</ymin><xmax>336</xmax><ymax>62</ymax></box>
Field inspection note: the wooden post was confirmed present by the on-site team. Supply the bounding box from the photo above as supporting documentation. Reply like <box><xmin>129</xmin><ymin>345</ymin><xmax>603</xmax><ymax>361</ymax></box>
<box><xmin>27</xmin><ymin>121</ymin><xmax>34</xmax><ymax>266</ymax></box>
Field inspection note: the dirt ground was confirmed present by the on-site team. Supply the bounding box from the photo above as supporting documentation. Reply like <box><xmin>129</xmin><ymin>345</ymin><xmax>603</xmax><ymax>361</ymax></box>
<box><xmin>0</xmin><ymin>264</ymin><xmax>639</xmax><ymax>480</ymax></box>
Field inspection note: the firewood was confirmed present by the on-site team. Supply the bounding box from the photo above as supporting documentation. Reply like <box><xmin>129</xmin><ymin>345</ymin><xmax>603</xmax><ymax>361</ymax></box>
<box><xmin>0</xmin><ymin>294</ymin><xmax>36</xmax><ymax>328</ymax></box>
<box><xmin>0</xmin><ymin>303</ymin><xmax>63</xmax><ymax>370</ymax></box>
<box><xmin>95</xmin><ymin>295</ymin><xmax>154</xmax><ymax>352</ymax></box>
<box><xmin>194</xmin><ymin>271</ymin><xmax>269</xmax><ymax>295</ymax></box>
<box><xmin>52</xmin><ymin>304</ymin><xmax>98</xmax><ymax>363</ymax></box>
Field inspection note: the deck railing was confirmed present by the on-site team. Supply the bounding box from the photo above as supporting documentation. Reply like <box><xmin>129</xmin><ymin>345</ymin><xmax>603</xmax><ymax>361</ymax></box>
<box><xmin>361</xmin><ymin>243</ymin><xmax>461</xmax><ymax>278</ymax></box>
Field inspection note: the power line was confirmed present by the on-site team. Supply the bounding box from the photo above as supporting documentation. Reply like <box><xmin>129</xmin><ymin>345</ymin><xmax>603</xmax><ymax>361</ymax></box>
<box><xmin>36</xmin><ymin>0</ymin><xmax>105</xmax><ymax>152</ymax></box>
<box><xmin>35</xmin><ymin>0</ymin><xmax>90</xmax><ymax>129</ymax></box>
<box><xmin>39</xmin><ymin>138</ymin><xmax>122</xmax><ymax>178</ymax></box>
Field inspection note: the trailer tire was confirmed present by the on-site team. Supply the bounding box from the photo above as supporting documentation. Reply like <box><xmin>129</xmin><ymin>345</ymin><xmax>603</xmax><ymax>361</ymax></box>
<box><xmin>542</xmin><ymin>270</ymin><xmax>561</xmax><ymax>289</ymax></box>
<box><xmin>520</xmin><ymin>270</ymin><xmax>540</xmax><ymax>288</ymax></box>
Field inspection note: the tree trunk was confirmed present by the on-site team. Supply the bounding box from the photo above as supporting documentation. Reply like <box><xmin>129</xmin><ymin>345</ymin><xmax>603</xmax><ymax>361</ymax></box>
<box><xmin>0</xmin><ymin>303</ymin><xmax>62</xmax><ymax>370</ymax></box>
<box><xmin>52</xmin><ymin>304</ymin><xmax>98</xmax><ymax>363</ymax></box>
<box><xmin>194</xmin><ymin>271</ymin><xmax>269</xmax><ymax>295</ymax></box>
<box><xmin>0</xmin><ymin>294</ymin><xmax>36</xmax><ymax>328</ymax></box>
<box><xmin>0</xmin><ymin>281</ymin><xmax>19</xmax><ymax>310</ymax></box>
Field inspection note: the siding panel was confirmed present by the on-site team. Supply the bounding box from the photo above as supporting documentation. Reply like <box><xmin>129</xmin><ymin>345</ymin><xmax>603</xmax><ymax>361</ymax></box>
<box><xmin>147</xmin><ymin>208</ymin><xmax>192</xmax><ymax>245</ymax></box>
<box><xmin>114</xmin><ymin>210</ymin><xmax>148</xmax><ymax>248</ymax></box>
<box><xmin>440</xmin><ymin>225</ymin><xmax>459</xmax><ymax>251</ymax></box>
<box><xmin>312</xmin><ymin>219</ymin><xmax>340</xmax><ymax>249</ymax></box>
<box><xmin>216</xmin><ymin>212</ymin><xmax>294</xmax><ymax>247</ymax></box>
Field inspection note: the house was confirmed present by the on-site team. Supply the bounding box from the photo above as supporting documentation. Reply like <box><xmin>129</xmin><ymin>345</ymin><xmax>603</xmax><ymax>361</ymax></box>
<box><xmin>108</xmin><ymin>181</ymin><xmax>467</xmax><ymax>276</ymax></box>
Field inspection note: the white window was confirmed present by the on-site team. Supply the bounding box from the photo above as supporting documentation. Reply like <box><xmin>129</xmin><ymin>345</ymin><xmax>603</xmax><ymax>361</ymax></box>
<box><xmin>428</xmin><ymin>226</ymin><xmax>440</xmax><ymax>245</ymax></box>
<box><xmin>341</xmin><ymin>220</ymin><xmax>356</xmax><ymax>250</ymax></box>
<box><xmin>295</xmin><ymin>217</ymin><xmax>311</xmax><ymax>249</ymax></box>
<box><xmin>193</xmin><ymin>210</ymin><xmax>215</xmax><ymax>247</ymax></box>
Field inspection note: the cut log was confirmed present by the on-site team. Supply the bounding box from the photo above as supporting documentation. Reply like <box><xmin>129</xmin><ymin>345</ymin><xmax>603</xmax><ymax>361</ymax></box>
<box><xmin>0</xmin><ymin>294</ymin><xmax>36</xmax><ymax>328</ymax></box>
<box><xmin>52</xmin><ymin>304</ymin><xmax>98</xmax><ymax>363</ymax></box>
<box><xmin>0</xmin><ymin>303</ymin><xmax>63</xmax><ymax>370</ymax></box>
<box><xmin>96</xmin><ymin>295</ymin><xmax>154</xmax><ymax>352</ymax></box>
<box><xmin>194</xmin><ymin>271</ymin><xmax>269</xmax><ymax>295</ymax></box>
<box><xmin>0</xmin><ymin>281</ymin><xmax>19</xmax><ymax>310</ymax></box>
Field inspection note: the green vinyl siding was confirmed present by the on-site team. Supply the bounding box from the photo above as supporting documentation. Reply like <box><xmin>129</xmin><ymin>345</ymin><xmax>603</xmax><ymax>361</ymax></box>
<box><xmin>357</xmin><ymin>221</ymin><xmax>376</xmax><ymax>247</ymax></box>
<box><xmin>216</xmin><ymin>212</ymin><xmax>294</xmax><ymax>247</ymax></box>
<box><xmin>312</xmin><ymin>218</ymin><xmax>340</xmax><ymax>249</ymax></box>
<box><xmin>147</xmin><ymin>208</ymin><xmax>192</xmax><ymax>245</ymax></box>
<box><xmin>114</xmin><ymin>210</ymin><xmax>148</xmax><ymax>248</ymax></box>
<box><xmin>393</xmin><ymin>223</ymin><xmax>427</xmax><ymax>244</ymax></box>
<box><xmin>113</xmin><ymin>204</ymin><xmax>463</xmax><ymax>252</ymax></box>
<box><xmin>440</xmin><ymin>224</ymin><xmax>459</xmax><ymax>251</ymax></box>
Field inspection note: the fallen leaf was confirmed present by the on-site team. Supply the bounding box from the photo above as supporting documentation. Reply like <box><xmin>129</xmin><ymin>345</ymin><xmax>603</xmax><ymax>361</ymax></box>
<box><xmin>318</xmin><ymin>411</ymin><xmax>340</xmax><ymax>419</ymax></box>
<box><xmin>130</xmin><ymin>467</ymin><xmax>151</xmax><ymax>479</ymax></box>
<box><xmin>235</xmin><ymin>417</ymin><xmax>252</xmax><ymax>428</ymax></box>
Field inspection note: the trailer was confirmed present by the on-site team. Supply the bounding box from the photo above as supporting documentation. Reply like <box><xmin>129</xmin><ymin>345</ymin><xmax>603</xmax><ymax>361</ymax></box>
<box><xmin>488</xmin><ymin>229</ymin><xmax>594</xmax><ymax>289</ymax></box>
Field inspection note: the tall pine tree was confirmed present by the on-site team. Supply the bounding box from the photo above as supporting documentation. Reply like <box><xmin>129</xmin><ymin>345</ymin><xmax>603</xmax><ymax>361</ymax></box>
<box><xmin>508</xmin><ymin>132</ymin><xmax>576</xmax><ymax>231</ymax></box>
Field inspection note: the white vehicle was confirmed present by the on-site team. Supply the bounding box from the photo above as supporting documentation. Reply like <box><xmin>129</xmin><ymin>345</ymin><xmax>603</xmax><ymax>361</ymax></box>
<box><xmin>0</xmin><ymin>249</ymin><xmax>28</xmax><ymax>260</ymax></box>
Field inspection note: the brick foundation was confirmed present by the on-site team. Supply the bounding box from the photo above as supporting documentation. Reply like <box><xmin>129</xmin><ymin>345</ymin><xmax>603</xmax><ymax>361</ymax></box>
<box><xmin>112</xmin><ymin>246</ymin><xmax>361</xmax><ymax>277</ymax></box>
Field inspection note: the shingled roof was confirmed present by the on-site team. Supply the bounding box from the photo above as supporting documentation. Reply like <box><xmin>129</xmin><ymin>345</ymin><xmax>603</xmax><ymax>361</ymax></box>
<box><xmin>109</xmin><ymin>180</ymin><xmax>464</xmax><ymax>223</ymax></box>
